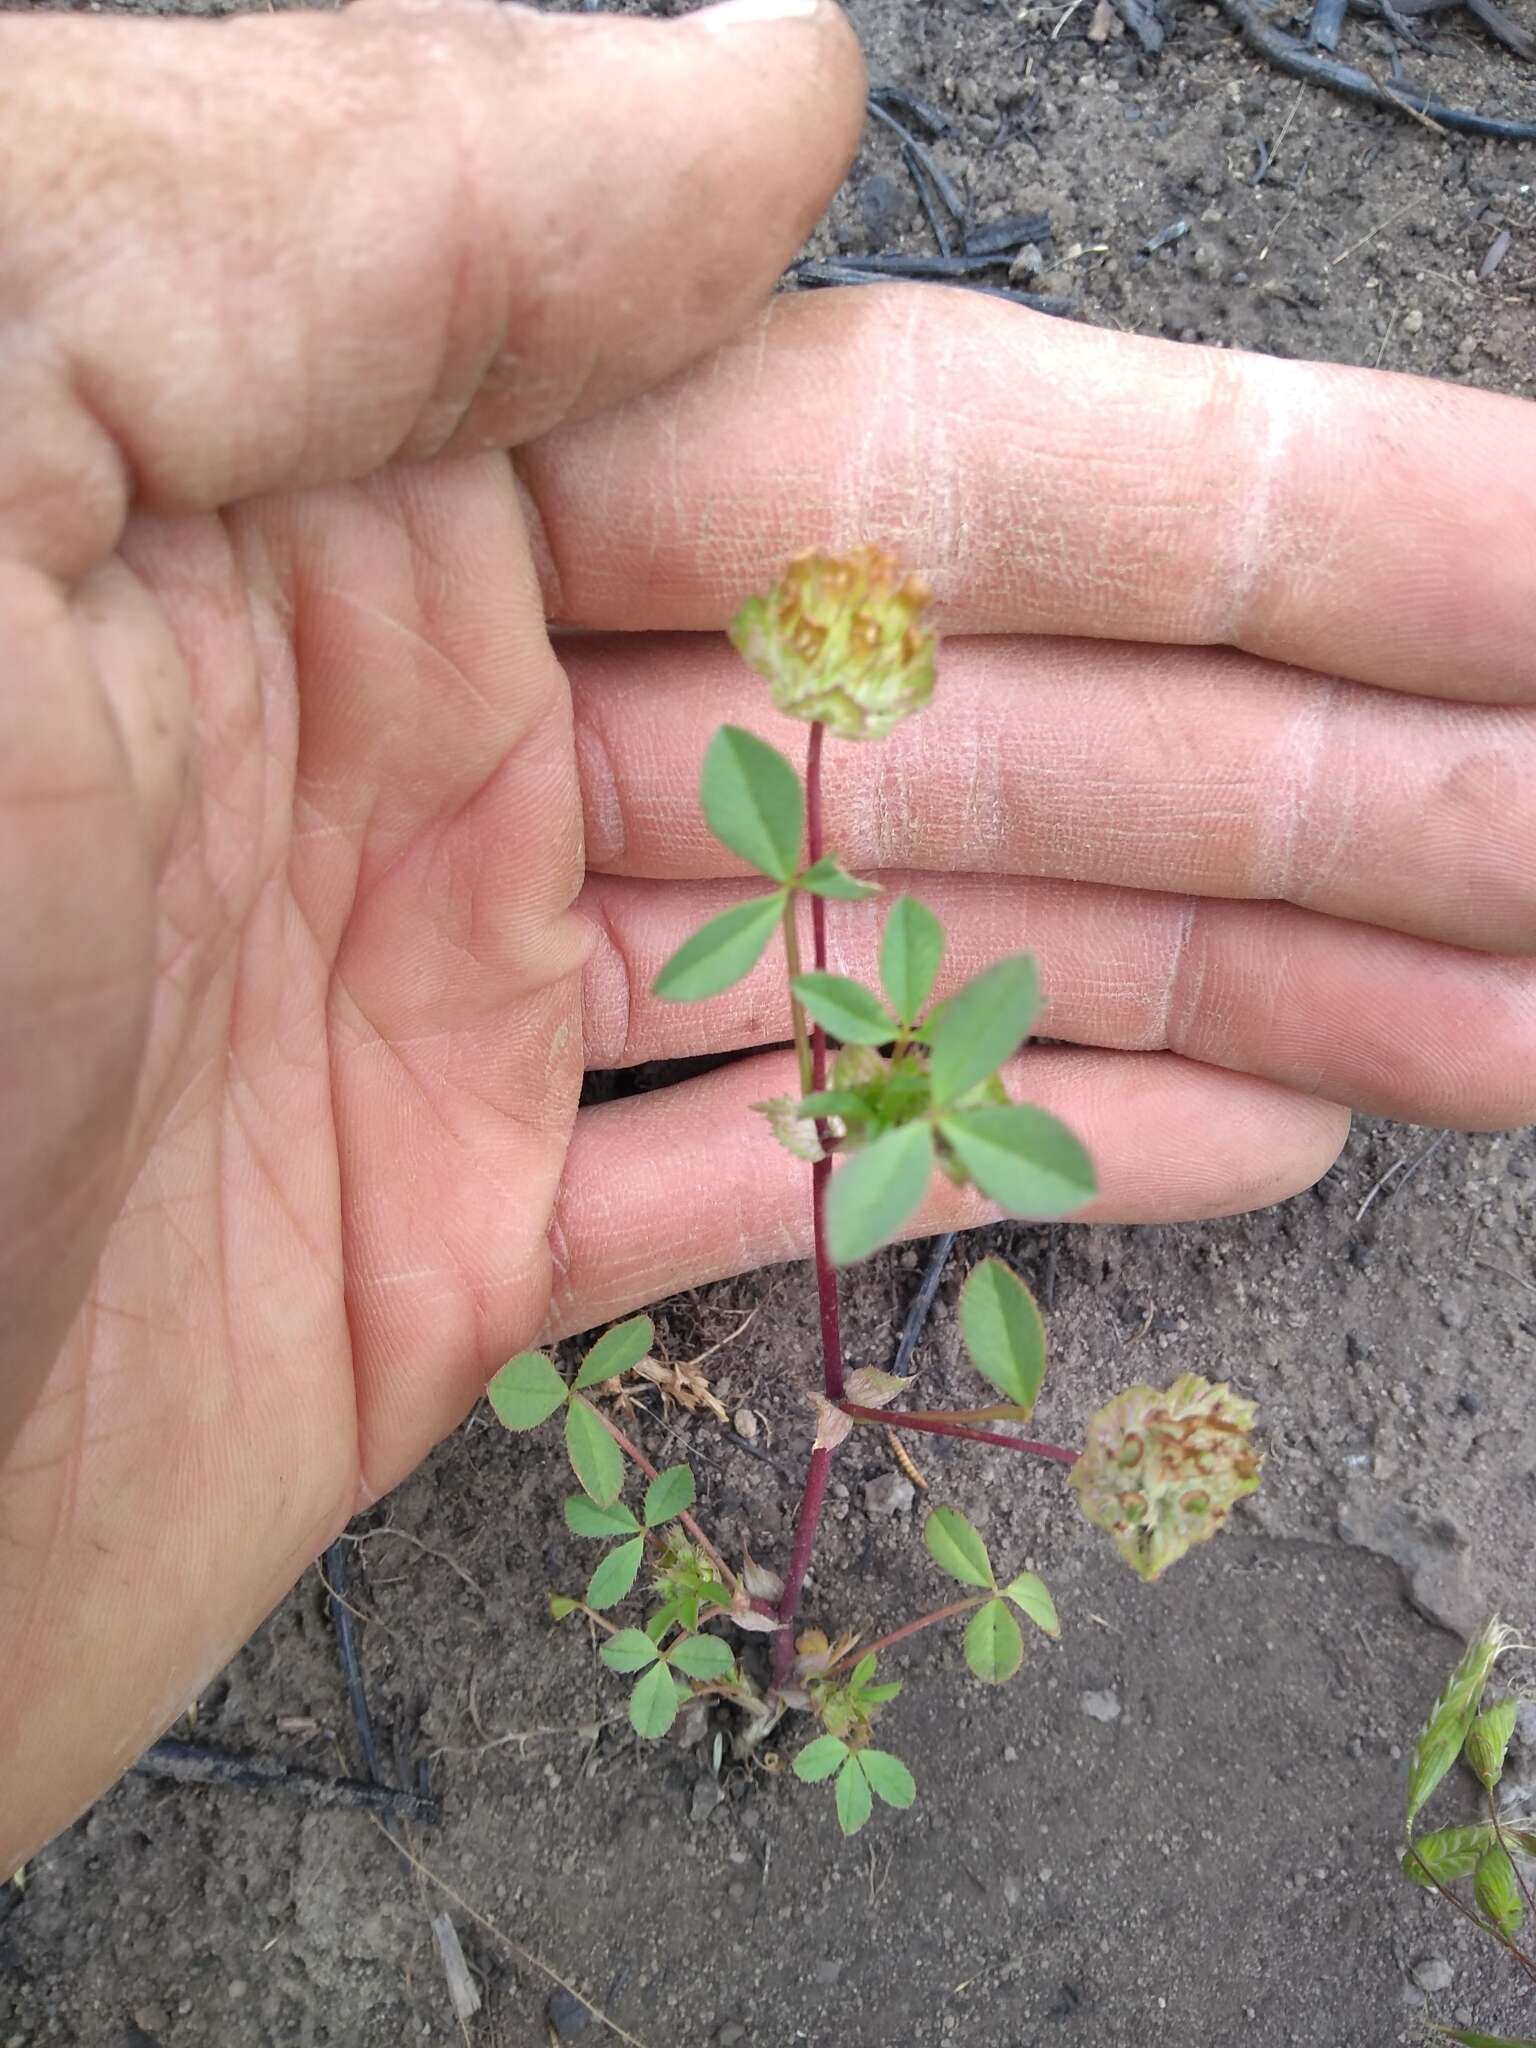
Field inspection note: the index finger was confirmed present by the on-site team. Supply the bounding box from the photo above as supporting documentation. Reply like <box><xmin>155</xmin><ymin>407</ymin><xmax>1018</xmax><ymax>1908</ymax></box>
<box><xmin>523</xmin><ymin>285</ymin><xmax>1536</xmax><ymax>704</ymax></box>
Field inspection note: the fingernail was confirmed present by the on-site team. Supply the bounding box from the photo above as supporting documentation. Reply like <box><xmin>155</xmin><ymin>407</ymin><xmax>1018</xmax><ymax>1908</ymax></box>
<box><xmin>694</xmin><ymin>0</ymin><xmax>822</xmax><ymax>28</ymax></box>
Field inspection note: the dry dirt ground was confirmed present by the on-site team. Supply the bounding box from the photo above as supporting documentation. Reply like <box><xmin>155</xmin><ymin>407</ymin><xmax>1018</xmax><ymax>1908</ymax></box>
<box><xmin>2</xmin><ymin>0</ymin><xmax>1534</xmax><ymax>2043</ymax></box>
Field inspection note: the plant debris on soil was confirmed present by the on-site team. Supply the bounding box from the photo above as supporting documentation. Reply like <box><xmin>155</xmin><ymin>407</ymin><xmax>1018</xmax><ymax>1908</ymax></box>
<box><xmin>2</xmin><ymin>0</ymin><xmax>1533</xmax><ymax>2041</ymax></box>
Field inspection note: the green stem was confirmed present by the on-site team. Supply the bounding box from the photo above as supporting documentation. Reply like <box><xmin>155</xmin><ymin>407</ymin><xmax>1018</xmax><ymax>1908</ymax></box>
<box><xmin>782</xmin><ymin>894</ymin><xmax>813</xmax><ymax>1097</ymax></box>
<box><xmin>591</xmin><ymin>1405</ymin><xmax>738</xmax><ymax>1592</ymax></box>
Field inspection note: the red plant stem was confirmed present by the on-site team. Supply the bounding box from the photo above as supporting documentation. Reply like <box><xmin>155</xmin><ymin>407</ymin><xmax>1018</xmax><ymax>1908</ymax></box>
<box><xmin>592</xmin><ymin>1405</ymin><xmax>737</xmax><ymax>1589</ymax></box>
<box><xmin>826</xmin><ymin>1598</ymin><xmax>983</xmax><ymax>1673</ymax></box>
<box><xmin>773</xmin><ymin>1443</ymin><xmax>833</xmax><ymax>1682</ymax></box>
<box><xmin>840</xmin><ymin>1404</ymin><xmax>1080</xmax><ymax>1466</ymax></box>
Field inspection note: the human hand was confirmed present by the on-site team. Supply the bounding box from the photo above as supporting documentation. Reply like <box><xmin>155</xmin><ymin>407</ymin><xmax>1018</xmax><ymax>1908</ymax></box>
<box><xmin>3</xmin><ymin>0</ymin><xmax>1532</xmax><ymax>1871</ymax></box>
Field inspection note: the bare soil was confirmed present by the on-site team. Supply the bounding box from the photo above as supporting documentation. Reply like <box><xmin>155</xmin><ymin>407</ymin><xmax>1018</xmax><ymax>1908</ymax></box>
<box><xmin>2</xmin><ymin>0</ymin><xmax>1534</xmax><ymax>2043</ymax></box>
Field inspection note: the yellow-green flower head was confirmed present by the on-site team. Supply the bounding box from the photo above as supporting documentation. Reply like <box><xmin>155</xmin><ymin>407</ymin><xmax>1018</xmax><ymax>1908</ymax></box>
<box><xmin>728</xmin><ymin>545</ymin><xmax>937</xmax><ymax>740</ymax></box>
<box><xmin>1070</xmin><ymin>1373</ymin><xmax>1261</xmax><ymax>1581</ymax></box>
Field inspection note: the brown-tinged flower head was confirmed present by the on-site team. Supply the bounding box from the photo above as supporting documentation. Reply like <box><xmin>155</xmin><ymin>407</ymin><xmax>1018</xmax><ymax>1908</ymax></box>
<box><xmin>728</xmin><ymin>545</ymin><xmax>937</xmax><ymax>740</ymax></box>
<box><xmin>1069</xmin><ymin>1373</ymin><xmax>1261</xmax><ymax>1582</ymax></box>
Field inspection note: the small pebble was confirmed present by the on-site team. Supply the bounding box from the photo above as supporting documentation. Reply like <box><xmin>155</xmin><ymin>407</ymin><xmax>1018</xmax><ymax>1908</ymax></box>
<box><xmin>1403</xmin><ymin>308</ymin><xmax>1424</xmax><ymax>335</ymax></box>
<box><xmin>716</xmin><ymin>2026</ymin><xmax>748</xmax><ymax>2048</ymax></box>
<box><xmin>812</xmin><ymin>1958</ymin><xmax>844</xmax><ymax>1988</ymax></box>
<box><xmin>1438</xmin><ymin>1295</ymin><xmax>1469</xmax><ymax>1331</ymax></box>
<box><xmin>547</xmin><ymin>1987</ymin><xmax>593</xmax><ymax>2038</ymax></box>
<box><xmin>863</xmin><ymin>1472</ymin><xmax>915</xmax><ymax>1520</ymax></box>
<box><xmin>1410</xmin><ymin>1956</ymin><xmax>1454</xmax><ymax>1994</ymax></box>
<box><xmin>1081</xmin><ymin>1688</ymin><xmax>1122</xmax><ymax>1724</ymax></box>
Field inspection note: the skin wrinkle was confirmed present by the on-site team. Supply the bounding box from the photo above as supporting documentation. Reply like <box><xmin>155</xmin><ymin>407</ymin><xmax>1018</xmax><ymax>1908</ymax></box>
<box><xmin>1267</xmin><ymin>674</ymin><xmax>1340</xmax><ymax>903</ymax></box>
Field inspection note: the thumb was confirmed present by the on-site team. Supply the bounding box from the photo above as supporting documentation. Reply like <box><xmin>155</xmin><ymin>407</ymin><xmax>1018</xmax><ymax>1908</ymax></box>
<box><xmin>0</xmin><ymin>0</ymin><xmax>864</xmax><ymax>581</ymax></box>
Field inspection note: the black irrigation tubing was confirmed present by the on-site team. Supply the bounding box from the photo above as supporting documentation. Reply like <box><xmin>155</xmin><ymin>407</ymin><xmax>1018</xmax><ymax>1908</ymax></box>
<box><xmin>797</xmin><ymin>247</ymin><xmax>1036</xmax><ymax>279</ymax></box>
<box><xmin>324</xmin><ymin>1536</ymin><xmax>389</xmax><ymax>1792</ymax></box>
<box><xmin>903</xmin><ymin>141</ymin><xmax>955</xmax><ymax>257</ymax></box>
<box><xmin>891</xmin><ymin>1232</ymin><xmax>959</xmax><ymax>1381</ymax></box>
<box><xmin>1309</xmin><ymin>0</ymin><xmax>1349</xmax><ymax>47</ymax></box>
<box><xmin>1218</xmin><ymin>0</ymin><xmax>1536</xmax><ymax>137</ymax></box>
<box><xmin>868</xmin><ymin>81</ymin><xmax>953</xmax><ymax>137</ymax></box>
<box><xmin>135</xmin><ymin>1740</ymin><xmax>441</xmax><ymax>1825</ymax></box>
<box><xmin>791</xmin><ymin>264</ymin><xmax>1077</xmax><ymax>318</ymax></box>
<box><xmin>865</xmin><ymin>97</ymin><xmax>969</xmax><ymax>222</ymax></box>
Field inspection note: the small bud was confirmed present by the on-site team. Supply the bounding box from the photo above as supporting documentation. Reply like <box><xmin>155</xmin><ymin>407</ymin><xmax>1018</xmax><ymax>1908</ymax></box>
<box><xmin>1070</xmin><ymin>1373</ymin><xmax>1261</xmax><ymax>1581</ymax></box>
<box><xmin>1465</xmin><ymin>1697</ymin><xmax>1519</xmax><ymax>1791</ymax></box>
<box><xmin>729</xmin><ymin>545</ymin><xmax>937</xmax><ymax>741</ymax></box>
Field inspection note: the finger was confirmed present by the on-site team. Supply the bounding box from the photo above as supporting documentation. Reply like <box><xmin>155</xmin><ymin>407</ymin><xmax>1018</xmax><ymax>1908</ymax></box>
<box><xmin>567</xmin><ymin>632</ymin><xmax>1536</xmax><ymax>956</ymax></box>
<box><xmin>581</xmin><ymin>870</ymin><xmax>1536</xmax><ymax>1131</ymax></box>
<box><xmin>546</xmin><ymin>1047</ymin><xmax>1349</xmax><ymax>1338</ymax></box>
<box><xmin>525</xmin><ymin>286</ymin><xmax>1536</xmax><ymax>705</ymax></box>
<box><xmin>0</xmin><ymin>0</ymin><xmax>862</xmax><ymax>580</ymax></box>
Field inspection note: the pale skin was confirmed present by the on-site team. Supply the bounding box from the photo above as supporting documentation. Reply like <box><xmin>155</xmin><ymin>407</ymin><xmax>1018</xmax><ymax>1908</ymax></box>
<box><xmin>0</xmin><ymin>0</ymin><xmax>1532</xmax><ymax>1871</ymax></box>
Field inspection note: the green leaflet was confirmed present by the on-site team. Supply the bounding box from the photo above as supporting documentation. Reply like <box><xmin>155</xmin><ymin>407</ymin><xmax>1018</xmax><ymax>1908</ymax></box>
<box><xmin>653</xmin><ymin>892</ymin><xmax>787</xmax><ymax>1002</ymax></box>
<box><xmin>964</xmin><ymin>1598</ymin><xmax>1024</xmax><ymax>1684</ymax></box>
<box><xmin>628</xmin><ymin>1658</ymin><xmax>683</xmax><ymax>1739</ymax></box>
<box><xmin>565</xmin><ymin>1397</ymin><xmax>625</xmax><ymax>1506</ymax></box>
<box><xmin>565</xmin><ymin>1496</ymin><xmax>639</xmax><ymax>1539</ymax></box>
<box><xmin>835</xmin><ymin>1755</ymin><xmax>874</xmax><ymax>1836</ymax></box>
<box><xmin>667</xmin><ymin>1633</ymin><xmax>736</xmax><ymax>1683</ymax></box>
<box><xmin>826</xmin><ymin>1121</ymin><xmax>934</xmax><ymax>1266</ymax></box>
<box><xmin>880</xmin><ymin>895</ymin><xmax>944</xmax><ymax>1024</ymax></box>
<box><xmin>1000</xmin><ymin>1570</ymin><xmax>1060</xmax><ymax>1637</ymax></box>
<box><xmin>794</xmin><ymin>1735</ymin><xmax>849</xmax><ymax>1784</ymax></box>
<box><xmin>487</xmin><ymin>1353</ymin><xmax>567</xmax><ymax>1430</ymax></box>
<box><xmin>584</xmin><ymin>1536</ymin><xmax>645</xmax><ymax>1611</ymax></box>
<box><xmin>924</xmin><ymin>1506</ymin><xmax>994</xmax><ymax>1590</ymax></box>
<box><xmin>643</xmin><ymin>1465</ymin><xmax>696</xmax><ymax>1528</ymax></box>
<box><xmin>800</xmin><ymin>855</ymin><xmax>880</xmax><ymax>901</ymax></box>
<box><xmin>940</xmin><ymin>1103</ymin><xmax>1097</xmax><ymax>1218</ymax></box>
<box><xmin>791</xmin><ymin>973</ymin><xmax>898</xmax><ymax>1046</ymax></box>
<box><xmin>700</xmin><ymin>725</ymin><xmax>804</xmax><ymax>883</ymax></box>
<box><xmin>959</xmin><ymin>1257</ymin><xmax>1047</xmax><ymax>1413</ymax></box>
<box><xmin>573</xmin><ymin>1315</ymin><xmax>655</xmax><ymax>1390</ymax></box>
<box><xmin>926</xmin><ymin>954</ymin><xmax>1040</xmax><ymax>1105</ymax></box>
<box><xmin>858</xmin><ymin>1749</ymin><xmax>917</xmax><ymax>1809</ymax></box>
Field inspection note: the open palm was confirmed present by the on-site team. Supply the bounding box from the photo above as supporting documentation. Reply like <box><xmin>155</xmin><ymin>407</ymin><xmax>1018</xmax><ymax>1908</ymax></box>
<box><xmin>3</xmin><ymin>0</ymin><xmax>1532</xmax><ymax>1870</ymax></box>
